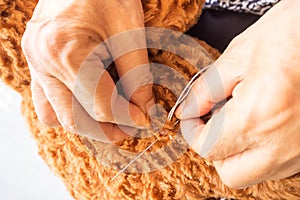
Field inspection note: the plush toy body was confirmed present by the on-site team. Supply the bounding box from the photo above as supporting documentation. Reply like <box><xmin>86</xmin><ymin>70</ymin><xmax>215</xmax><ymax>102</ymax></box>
<box><xmin>0</xmin><ymin>0</ymin><xmax>299</xmax><ymax>199</ymax></box>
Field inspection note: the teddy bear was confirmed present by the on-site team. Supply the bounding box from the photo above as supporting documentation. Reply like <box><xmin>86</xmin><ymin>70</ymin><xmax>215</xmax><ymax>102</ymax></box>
<box><xmin>0</xmin><ymin>0</ymin><xmax>299</xmax><ymax>199</ymax></box>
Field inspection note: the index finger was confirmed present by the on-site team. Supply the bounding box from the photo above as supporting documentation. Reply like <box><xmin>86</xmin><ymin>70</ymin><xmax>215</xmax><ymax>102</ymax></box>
<box><xmin>72</xmin><ymin>44</ymin><xmax>151</xmax><ymax>127</ymax></box>
<box><xmin>105</xmin><ymin>28</ymin><xmax>154</xmax><ymax>113</ymax></box>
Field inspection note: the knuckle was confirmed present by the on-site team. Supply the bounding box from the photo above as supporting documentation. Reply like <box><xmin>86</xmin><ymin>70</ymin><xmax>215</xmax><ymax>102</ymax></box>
<box><xmin>36</xmin><ymin>112</ymin><xmax>59</xmax><ymax>127</ymax></box>
<box><xmin>55</xmin><ymin>108</ymin><xmax>77</xmax><ymax>133</ymax></box>
<box><xmin>94</xmin><ymin>101</ymin><xmax>113</xmax><ymax>122</ymax></box>
<box><xmin>33</xmin><ymin>101</ymin><xmax>59</xmax><ymax>127</ymax></box>
<box><xmin>28</xmin><ymin>21</ymin><xmax>65</xmax><ymax>59</ymax></box>
<box><xmin>39</xmin><ymin>24</ymin><xmax>64</xmax><ymax>57</ymax></box>
<box><xmin>21</xmin><ymin>21</ymin><xmax>65</xmax><ymax>73</ymax></box>
<box><xmin>94</xmin><ymin>109</ymin><xmax>112</xmax><ymax>123</ymax></box>
<box><xmin>63</xmin><ymin>124</ymin><xmax>77</xmax><ymax>133</ymax></box>
<box><xmin>60</xmin><ymin>119</ymin><xmax>76</xmax><ymax>133</ymax></box>
<box><xmin>32</xmin><ymin>94</ymin><xmax>60</xmax><ymax>127</ymax></box>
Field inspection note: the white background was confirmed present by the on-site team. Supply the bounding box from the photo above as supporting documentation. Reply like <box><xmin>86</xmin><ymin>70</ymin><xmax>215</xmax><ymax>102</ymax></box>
<box><xmin>0</xmin><ymin>81</ymin><xmax>72</xmax><ymax>200</ymax></box>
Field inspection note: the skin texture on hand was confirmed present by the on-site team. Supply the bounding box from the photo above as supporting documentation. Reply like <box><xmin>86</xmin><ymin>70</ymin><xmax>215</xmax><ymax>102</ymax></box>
<box><xmin>176</xmin><ymin>0</ymin><xmax>300</xmax><ymax>188</ymax></box>
<box><xmin>21</xmin><ymin>0</ymin><xmax>155</xmax><ymax>142</ymax></box>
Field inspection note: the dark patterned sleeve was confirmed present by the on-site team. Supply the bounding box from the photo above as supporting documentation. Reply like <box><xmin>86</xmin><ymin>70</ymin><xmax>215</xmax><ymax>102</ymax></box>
<box><xmin>204</xmin><ymin>0</ymin><xmax>280</xmax><ymax>15</ymax></box>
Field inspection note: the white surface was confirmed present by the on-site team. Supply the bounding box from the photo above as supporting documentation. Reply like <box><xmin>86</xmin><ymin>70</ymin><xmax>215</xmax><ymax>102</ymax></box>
<box><xmin>0</xmin><ymin>81</ymin><xmax>72</xmax><ymax>200</ymax></box>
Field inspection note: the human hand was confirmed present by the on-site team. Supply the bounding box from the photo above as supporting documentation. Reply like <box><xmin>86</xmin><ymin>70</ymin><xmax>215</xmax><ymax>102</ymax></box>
<box><xmin>21</xmin><ymin>0</ymin><xmax>154</xmax><ymax>142</ymax></box>
<box><xmin>175</xmin><ymin>0</ymin><xmax>300</xmax><ymax>188</ymax></box>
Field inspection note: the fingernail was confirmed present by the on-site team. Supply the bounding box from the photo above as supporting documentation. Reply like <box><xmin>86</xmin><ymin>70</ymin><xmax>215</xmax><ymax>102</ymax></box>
<box><xmin>178</xmin><ymin>103</ymin><xmax>193</xmax><ymax>119</ymax></box>
<box><xmin>137</xmin><ymin>119</ymin><xmax>151</xmax><ymax>129</ymax></box>
<box><xmin>133</xmin><ymin>114</ymin><xmax>150</xmax><ymax>129</ymax></box>
<box><xmin>174</xmin><ymin>101</ymin><xmax>185</xmax><ymax>119</ymax></box>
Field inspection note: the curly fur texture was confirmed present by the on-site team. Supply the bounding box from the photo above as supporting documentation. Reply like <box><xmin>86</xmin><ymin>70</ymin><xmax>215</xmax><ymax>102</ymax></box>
<box><xmin>1</xmin><ymin>0</ymin><xmax>300</xmax><ymax>199</ymax></box>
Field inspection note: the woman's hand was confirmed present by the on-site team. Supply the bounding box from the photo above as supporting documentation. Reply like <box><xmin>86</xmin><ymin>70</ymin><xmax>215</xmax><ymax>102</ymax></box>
<box><xmin>21</xmin><ymin>0</ymin><xmax>155</xmax><ymax>142</ymax></box>
<box><xmin>176</xmin><ymin>0</ymin><xmax>300</xmax><ymax>188</ymax></box>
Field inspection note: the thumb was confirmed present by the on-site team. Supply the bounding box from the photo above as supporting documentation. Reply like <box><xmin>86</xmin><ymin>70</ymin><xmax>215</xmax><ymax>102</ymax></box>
<box><xmin>114</xmin><ymin>55</ymin><xmax>155</xmax><ymax>114</ymax></box>
<box><xmin>180</xmin><ymin>89</ymin><xmax>256</xmax><ymax>161</ymax></box>
<box><xmin>107</xmin><ymin>28</ymin><xmax>155</xmax><ymax>114</ymax></box>
<box><xmin>175</xmin><ymin>61</ymin><xmax>243</xmax><ymax>119</ymax></box>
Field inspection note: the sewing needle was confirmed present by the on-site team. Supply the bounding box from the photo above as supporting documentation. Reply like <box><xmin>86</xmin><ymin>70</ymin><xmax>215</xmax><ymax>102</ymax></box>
<box><xmin>167</xmin><ymin>65</ymin><xmax>210</xmax><ymax>121</ymax></box>
<box><xmin>111</xmin><ymin>138</ymin><xmax>159</xmax><ymax>181</ymax></box>
<box><xmin>111</xmin><ymin>65</ymin><xmax>210</xmax><ymax>181</ymax></box>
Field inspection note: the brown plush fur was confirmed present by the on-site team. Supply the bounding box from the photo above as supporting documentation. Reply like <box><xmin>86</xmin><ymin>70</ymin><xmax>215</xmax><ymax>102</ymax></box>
<box><xmin>1</xmin><ymin>0</ymin><xmax>300</xmax><ymax>199</ymax></box>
